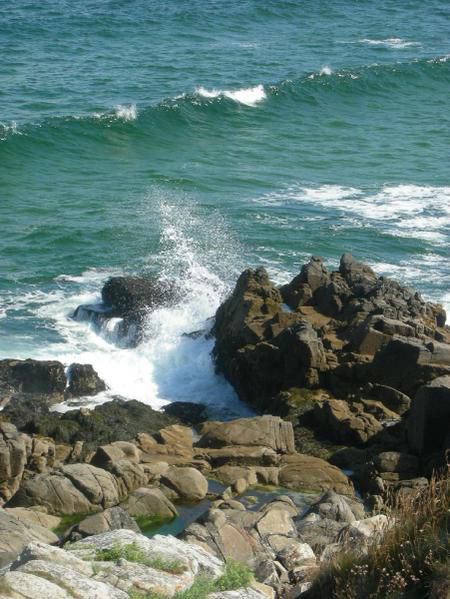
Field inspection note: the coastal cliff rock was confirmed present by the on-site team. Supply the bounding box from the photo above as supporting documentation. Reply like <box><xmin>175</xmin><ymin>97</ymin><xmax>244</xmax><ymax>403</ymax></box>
<box><xmin>212</xmin><ymin>255</ymin><xmax>449</xmax><ymax>467</ymax></box>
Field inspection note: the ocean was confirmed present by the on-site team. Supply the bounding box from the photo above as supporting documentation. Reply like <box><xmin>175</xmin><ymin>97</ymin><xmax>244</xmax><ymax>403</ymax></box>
<box><xmin>1</xmin><ymin>0</ymin><xmax>449</xmax><ymax>415</ymax></box>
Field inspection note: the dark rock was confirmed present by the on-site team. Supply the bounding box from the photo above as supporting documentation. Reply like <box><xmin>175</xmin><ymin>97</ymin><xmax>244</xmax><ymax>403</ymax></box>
<box><xmin>212</xmin><ymin>254</ymin><xmax>449</xmax><ymax>437</ymax></box>
<box><xmin>314</xmin><ymin>399</ymin><xmax>382</xmax><ymax>445</ymax></box>
<box><xmin>101</xmin><ymin>276</ymin><xmax>177</xmax><ymax>316</ymax></box>
<box><xmin>4</xmin><ymin>398</ymin><xmax>178</xmax><ymax>449</ymax></box>
<box><xmin>362</xmin><ymin>383</ymin><xmax>411</xmax><ymax>415</ymax></box>
<box><xmin>373</xmin><ymin>451</ymin><xmax>420</xmax><ymax>477</ymax></box>
<box><xmin>280</xmin><ymin>256</ymin><xmax>329</xmax><ymax>310</ymax></box>
<box><xmin>162</xmin><ymin>402</ymin><xmax>208</xmax><ymax>426</ymax></box>
<box><xmin>371</xmin><ymin>337</ymin><xmax>450</xmax><ymax>396</ymax></box>
<box><xmin>407</xmin><ymin>375</ymin><xmax>450</xmax><ymax>455</ymax></box>
<box><xmin>73</xmin><ymin>276</ymin><xmax>178</xmax><ymax>347</ymax></box>
<box><xmin>0</xmin><ymin>359</ymin><xmax>66</xmax><ymax>404</ymax></box>
<box><xmin>66</xmin><ymin>363</ymin><xmax>106</xmax><ymax>398</ymax></box>
<box><xmin>339</xmin><ymin>253</ymin><xmax>377</xmax><ymax>296</ymax></box>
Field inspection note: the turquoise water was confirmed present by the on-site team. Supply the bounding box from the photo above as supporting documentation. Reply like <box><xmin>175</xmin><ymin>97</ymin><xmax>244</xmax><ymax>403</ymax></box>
<box><xmin>1</xmin><ymin>1</ymin><xmax>449</xmax><ymax>413</ymax></box>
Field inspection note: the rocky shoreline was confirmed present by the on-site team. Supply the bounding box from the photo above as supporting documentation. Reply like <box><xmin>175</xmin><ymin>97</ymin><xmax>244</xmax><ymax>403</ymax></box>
<box><xmin>0</xmin><ymin>254</ymin><xmax>448</xmax><ymax>598</ymax></box>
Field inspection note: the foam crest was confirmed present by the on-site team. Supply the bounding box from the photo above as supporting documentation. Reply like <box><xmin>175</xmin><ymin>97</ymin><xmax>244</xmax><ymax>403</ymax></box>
<box><xmin>360</xmin><ymin>38</ymin><xmax>421</xmax><ymax>49</ymax></box>
<box><xmin>115</xmin><ymin>104</ymin><xmax>138</xmax><ymax>121</ymax></box>
<box><xmin>319</xmin><ymin>66</ymin><xmax>332</xmax><ymax>76</ymax></box>
<box><xmin>196</xmin><ymin>84</ymin><xmax>266</xmax><ymax>106</ymax></box>
<box><xmin>0</xmin><ymin>121</ymin><xmax>21</xmax><ymax>141</ymax></box>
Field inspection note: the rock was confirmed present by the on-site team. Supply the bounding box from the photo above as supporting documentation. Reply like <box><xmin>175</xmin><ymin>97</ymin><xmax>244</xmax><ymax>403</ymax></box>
<box><xmin>161</xmin><ymin>466</ymin><xmax>208</xmax><ymax>502</ymax></box>
<box><xmin>280</xmin><ymin>256</ymin><xmax>329</xmax><ymax>310</ymax></box>
<box><xmin>256</xmin><ymin>509</ymin><xmax>296</xmax><ymax>538</ymax></box>
<box><xmin>279</xmin><ymin>454</ymin><xmax>353</xmax><ymax>495</ymax></box>
<box><xmin>17</xmin><ymin>560</ymin><xmax>128</xmax><ymax>598</ymax></box>
<box><xmin>154</xmin><ymin>425</ymin><xmax>194</xmax><ymax>459</ymax></box>
<box><xmin>197</xmin><ymin>416</ymin><xmax>295</xmax><ymax>453</ymax></box>
<box><xmin>6</xmin><ymin>472</ymin><xmax>96</xmax><ymax>515</ymax></box>
<box><xmin>208</xmin><ymin>590</ymin><xmax>269</xmax><ymax>599</ymax></box>
<box><xmin>339</xmin><ymin>253</ymin><xmax>377</xmax><ymax>296</ymax></box>
<box><xmin>314</xmin><ymin>399</ymin><xmax>382</xmax><ymax>445</ymax></box>
<box><xmin>67</xmin><ymin>529</ymin><xmax>224</xmax><ymax>577</ymax></box>
<box><xmin>408</xmin><ymin>375</ymin><xmax>450</xmax><ymax>455</ymax></box>
<box><xmin>0</xmin><ymin>359</ymin><xmax>66</xmax><ymax>401</ymax></box>
<box><xmin>339</xmin><ymin>514</ymin><xmax>391</xmax><ymax>544</ymax></box>
<box><xmin>212</xmin><ymin>255</ymin><xmax>449</xmax><ymax>414</ymax></box>
<box><xmin>214</xmin><ymin>466</ymin><xmax>258</xmax><ymax>487</ymax></box>
<box><xmin>122</xmin><ymin>487</ymin><xmax>178</xmax><ymax>520</ymax></box>
<box><xmin>259</xmin><ymin>496</ymin><xmax>299</xmax><ymax>518</ymax></box>
<box><xmin>2</xmin><ymin>571</ymin><xmax>73</xmax><ymax>599</ymax></box>
<box><xmin>5</xmin><ymin>398</ymin><xmax>178</xmax><ymax>449</ymax></box>
<box><xmin>66</xmin><ymin>364</ymin><xmax>106</xmax><ymax>398</ymax></box>
<box><xmin>92</xmin><ymin>559</ymin><xmax>194</xmax><ymax>596</ymax></box>
<box><xmin>371</xmin><ymin>337</ymin><xmax>450</xmax><ymax>396</ymax></box>
<box><xmin>277</xmin><ymin>542</ymin><xmax>316</xmax><ymax>570</ymax></box>
<box><xmin>61</xmin><ymin>464</ymin><xmax>120</xmax><ymax>508</ymax></box>
<box><xmin>4</xmin><ymin>508</ymin><xmax>61</xmax><ymax>532</ymax></box>
<box><xmin>213</xmin><ymin>267</ymin><xmax>282</xmax><ymax>365</ymax></box>
<box><xmin>101</xmin><ymin>276</ymin><xmax>176</xmax><ymax>317</ymax></box>
<box><xmin>306</xmin><ymin>490</ymin><xmax>364</xmax><ymax>524</ymax></box>
<box><xmin>11</xmin><ymin>541</ymin><xmax>93</xmax><ymax>576</ymax></box>
<box><xmin>74</xmin><ymin>276</ymin><xmax>177</xmax><ymax>346</ymax></box>
<box><xmin>0</xmin><ymin>508</ymin><xmax>58</xmax><ymax>568</ymax></box>
<box><xmin>67</xmin><ymin>506</ymin><xmax>140</xmax><ymax>540</ymax></box>
<box><xmin>162</xmin><ymin>402</ymin><xmax>208</xmax><ymax>426</ymax></box>
<box><xmin>197</xmin><ymin>445</ymin><xmax>278</xmax><ymax>468</ymax></box>
<box><xmin>233</xmin><ymin>478</ymin><xmax>248</xmax><ymax>495</ymax></box>
<box><xmin>296</xmin><ymin>514</ymin><xmax>346</xmax><ymax>553</ymax></box>
<box><xmin>0</xmin><ymin>422</ymin><xmax>30</xmax><ymax>502</ymax></box>
<box><xmin>373</xmin><ymin>452</ymin><xmax>419</xmax><ymax>476</ymax></box>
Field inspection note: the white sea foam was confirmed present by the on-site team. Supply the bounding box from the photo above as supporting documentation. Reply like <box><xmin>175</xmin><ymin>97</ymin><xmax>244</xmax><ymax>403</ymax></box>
<box><xmin>115</xmin><ymin>104</ymin><xmax>138</xmax><ymax>121</ymax></box>
<box><xmin>360</xmin><ymin>38</ymin><xmax>421</xmax><ymax>49</ymax></box>
<box><xmin>0</xmin><ymin>121</ymin><xmax>21</xmax><ymax>141</ymax></box>
<box><xmin>319</xmin><ymin>66</ymin><xmax>333</xmax><ymax>76</ymax></box>
<box><xmin>196</xmin><ymin>84</ymin><xmax>266</xmax><ymax>106</ymax></box>
<box><xmin>2</xmin><ymin>200</ymin><xmax>250</xmax><ymax>418</ymax></box>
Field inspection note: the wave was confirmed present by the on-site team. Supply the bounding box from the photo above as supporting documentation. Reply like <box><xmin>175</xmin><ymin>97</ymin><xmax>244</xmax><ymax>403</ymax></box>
<box><xmin>359</xmin><ymin>38</ymin><xmax>421</xmax><ymax>49</ymax></box>
<box><xmin>195</xmin><ymin>84</ymin><xmax>266</xmax><ymax>106</ymax></box>
<box><xmin>1</xmin><ymin>56</ymin><xmax>448</xmax><ymax>144</ymax></box>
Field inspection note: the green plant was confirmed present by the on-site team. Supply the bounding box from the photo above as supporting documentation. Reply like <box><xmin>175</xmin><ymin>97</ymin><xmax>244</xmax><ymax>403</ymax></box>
<box><xmin>128</xmin><ymin>559</ymin><xmax>254</xmax><ymax>599</ymax></box>
<box><xmin>95</xmin><ymin>542</ymin><xmax>186</xmax><ymax>574</ymax></box>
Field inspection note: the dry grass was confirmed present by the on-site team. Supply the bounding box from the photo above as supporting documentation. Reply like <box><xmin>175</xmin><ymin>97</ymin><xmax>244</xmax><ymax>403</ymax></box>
<box><xmin>306</xmin><ymin>471</ymin><xmax>450</xmax><ymax>599</ymax></box>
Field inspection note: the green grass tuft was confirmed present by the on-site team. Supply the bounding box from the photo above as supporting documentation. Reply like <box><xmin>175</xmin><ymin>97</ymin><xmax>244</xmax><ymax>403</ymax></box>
<box><xmin>128</xmin><ymin>559</ymin><xmax>253</xmax><ymax>599</ymax></box>
<box><xmin>94</xmin><ymin>542</ymin><xmax>186</xmax><ymax>575</ymax></box>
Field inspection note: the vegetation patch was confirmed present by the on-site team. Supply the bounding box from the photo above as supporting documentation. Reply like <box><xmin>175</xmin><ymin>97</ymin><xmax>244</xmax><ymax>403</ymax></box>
<box><xmin>135</xmin><ymin>514</ymin><xmax>175</xmax><ymax>533</ymax></box>
<box><xmin>128</xmin><ymin>559</ymin><xmax>253</xmax><ymax>598</ymax></box>
<box><xmin>305</xmin><ymin>474</ymin><xmax>450</xmax><ymax>598</ymax></box>
<box><xmin>52</xmin><ymin>512</ymin><xmax>91</xmax><ymax>537</ymax></box>
<box><xmin>94</xmin><ymin>542</ymin><xmax>186</xmax><ymax>575</ymax></box>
